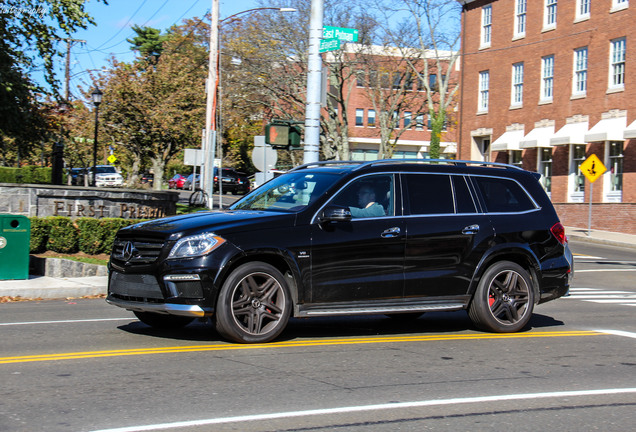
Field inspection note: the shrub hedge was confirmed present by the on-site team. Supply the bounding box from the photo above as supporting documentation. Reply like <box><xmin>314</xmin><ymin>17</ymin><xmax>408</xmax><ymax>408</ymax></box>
<box><xmin>29</xmin><ymin>216</ymin><xmax>143</xmax><ymax>255</ymax></box>
<box><xmin>0</xmin><ymin>166</ymin><xmax>52</xmax><ymax>184</ymax></box>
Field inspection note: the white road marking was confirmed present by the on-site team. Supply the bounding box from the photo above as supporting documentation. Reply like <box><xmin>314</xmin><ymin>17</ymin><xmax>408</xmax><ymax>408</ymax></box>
<box><xmin>89</xmin><ymin>387</ymin><xmax>636</xmax><ymax>432</ymax></box>
<box><xmin>0</xmin><ymin>318</ymin><xmax>132</xmax><ymax>326</ymax></box>
<box><xmin>575</xmin><ymin>269</ymin><xmax>636</xmax><ymax>273</ymax></box>
<box><xmin>565</xmin><ymin>288</ymin><xmax>636</xmax><ymax>307</ymax></box>
<box><xmin>596</xmin><ymin>329</ymin><xmax>636</xmax><ymax>339</ymax></box>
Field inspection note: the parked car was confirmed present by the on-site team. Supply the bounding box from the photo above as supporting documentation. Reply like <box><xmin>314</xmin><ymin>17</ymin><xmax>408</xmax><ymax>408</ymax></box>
<box><xmin>183</xmin><ymin>173</ymin><xmax>200</xmax><ymax>190</ymax></box>
<box><xmin>67</xmin><ymin>167</ymin><xmax>86</xmax><ymax>185</ymax></box>
<box><xmin>88</xmin><ymin>165</ymin><xmax>124</xmax><ymax>187</ymax></box>
<box><xmin>139</xmin><ymin>172</ymin><xmax>154</xmax><ymax>186</ymax></box>
<box><xmin>213</xmin><ymin>167</ymin><xmax>250</xmax><ymax>194</ymax></box>
<box><xmin>168</xmin><ymin>174</ymin><xmax>187</xmax><ymax>189</ymax></box>
<box><xmin>107</xmin><ymin>159</ymin><xmax>573</xmax><ymax>343</ymax></box>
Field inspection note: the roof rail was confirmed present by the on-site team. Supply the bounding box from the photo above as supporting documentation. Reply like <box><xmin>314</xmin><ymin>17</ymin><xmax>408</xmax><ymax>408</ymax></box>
<box><xmin>289</xmin><ymin>158</ymin><xmax>524</xmax><ymax>172</ymax></box>
<box><xmin>362</xmin><ymin>158</ymin><xmax>525</xmax><ymax>171</ymax></box>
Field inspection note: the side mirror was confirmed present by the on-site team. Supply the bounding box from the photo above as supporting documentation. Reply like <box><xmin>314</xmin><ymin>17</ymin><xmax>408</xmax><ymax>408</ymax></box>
<box><xmin>320</xmin><ymin>206</ymin><xmax>352</xmax><ymax>223</ymax></box>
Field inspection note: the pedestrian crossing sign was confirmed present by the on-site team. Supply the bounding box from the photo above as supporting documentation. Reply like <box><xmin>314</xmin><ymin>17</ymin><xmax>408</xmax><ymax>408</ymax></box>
<box><xmin>579</xmin><ymin>154</ymin><xmax>606</xmax><ymax>183</ymax></box>
<box><xmin>107</xmin><ymin>154</ymin><xmax>117</xmax><ymax>164</ymax></box>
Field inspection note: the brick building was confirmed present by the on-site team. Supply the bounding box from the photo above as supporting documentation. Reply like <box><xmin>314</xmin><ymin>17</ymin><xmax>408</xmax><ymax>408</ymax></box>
<box><xmin>456</xmin><ymin>0</ymin><xmax>636</xmax><ymax>234</ymax></box>
<box><xmin>328</xmin><ymin>45</ymin><xmax>459</xmax><ymax>161</ymax></box>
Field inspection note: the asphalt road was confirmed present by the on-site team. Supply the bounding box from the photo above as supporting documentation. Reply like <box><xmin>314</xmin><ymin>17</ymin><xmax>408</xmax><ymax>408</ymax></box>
<box><xmin>0</xmin><ymin>241</ymin><xmax>634</xmax><ymax>432</ymax></box>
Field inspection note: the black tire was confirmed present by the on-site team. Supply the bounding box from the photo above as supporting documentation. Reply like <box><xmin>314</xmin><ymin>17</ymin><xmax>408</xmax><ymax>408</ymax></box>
<box><xmin>468</xmin><ymin>261</ymin><xmax>534</xmax><ymax>333</ymax></box>
<box><xmin>133</xmin><ymin>311</ymin><xmax>194</xmax><ymax>329</ymax></box>
<box><xmin>215</xmin><ymin>262</ymin><xmax>291</xmax><ymax>343</ymax></box>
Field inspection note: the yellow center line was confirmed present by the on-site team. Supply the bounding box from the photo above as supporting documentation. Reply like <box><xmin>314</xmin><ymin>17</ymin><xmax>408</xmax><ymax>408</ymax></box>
<box><xmin>0</xmin><ymin>331</ymin><xmax>604</xmax><ymax>365</ymax></box>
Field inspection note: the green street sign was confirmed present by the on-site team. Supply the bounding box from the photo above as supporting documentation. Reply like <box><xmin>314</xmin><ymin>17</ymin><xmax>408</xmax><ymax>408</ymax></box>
<box><xmin>320</xmin><ymin>38</ymin><xmax>341</xmax><ymax>53</ymax></box>
<box><xmin>323</xmin><ymin>26</ymin><xmax>359</xmax><ymax>43</ymax></box>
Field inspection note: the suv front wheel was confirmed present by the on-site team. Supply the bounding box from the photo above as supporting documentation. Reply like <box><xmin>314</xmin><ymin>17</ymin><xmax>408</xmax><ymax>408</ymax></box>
<box><xmin>215</xmin><ymin>262</ymin><xmax>292</xmax><ymax>343</ymax></box>
<box><xmin>468</xmin><ymin>261</ymin><xmax>534</xmax><ymax>333</ymax></box>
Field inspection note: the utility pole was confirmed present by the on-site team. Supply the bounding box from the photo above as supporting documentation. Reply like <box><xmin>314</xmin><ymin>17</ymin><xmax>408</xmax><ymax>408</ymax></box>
<box><xmin>204</xmin><ymin>0</ymin><xmax>220</xmax><ymax>209</ymax></box>
<box><xmin>64</xmin><ymin>38</ymin><xmax>85</xmax><ymax>102</ymax></box>
<box><xmin>303</xmin><ymin>0</ymin><xmax>324</xmax><ymax>164</ymax></box>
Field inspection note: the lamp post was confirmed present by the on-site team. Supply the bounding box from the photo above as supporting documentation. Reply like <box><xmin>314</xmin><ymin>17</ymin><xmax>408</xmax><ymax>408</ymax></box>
<box><xmin>91</xmin><ymin>87</ymin><xmax>103</xmax><ymax>187</ymax></box>
<box><xmin>203</xmin><ymin>3</ymin><xmax>296</xmax><ymax>208</ymax></box>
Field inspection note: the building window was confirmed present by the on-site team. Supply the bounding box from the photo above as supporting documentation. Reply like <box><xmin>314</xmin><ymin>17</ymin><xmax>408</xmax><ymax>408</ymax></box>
<box><xmin>351</xmin><ymin>149</ymin><xmax>379</xmax><ymax>161</ymax></box>
<box><xmin>355</xmin><ymin>109</ymin><xmax>364</xmax><ymax>126</ymax></box>
<box><xmin>515</xmin><ymin>0</ymin><xmax>527</xmax><ymax>37</ymax></box>
<box><xmin>509</xmin><ymin>150</ymin><xmax>522</xmax><ymax>168</ymax></box>
<box><xmin>511</xmin><ymin>62</ymin><xmax>524</xmax><ymax>107</ymax></box>
<box><xmin>392</xmin><ymin>72</ymin><xmax>402</xmax><ymax>89</ymax></box>
<box><xmin>539</xmin><ymin>148</ymin><xmax>552</xmax><ymax>193</ymax></box>
<box><xmin>573</xmin><ymin>47</ymin><xmax>588</xmax><ymax>95</ymax></box>
<box><xmin>415</xmin><ymin>114</ymin><xmax>424</xmax><ymax>130</ymax></box>
<box><xmin>610</xmin><ymin>37</ymin><xmax>626</xmax><ymax>89</ymax></box>
<box><xmin>481</xmin><ymin>5</ymin><xmax>492</xmax><ymax>48</ymax></box>
<box><xmin>367</xmin><ymin>109</ymin><xmax>376</xmax><ymax>127</ymax></box>
<box><xmin>404</xmin><ymin>111</ymin><xmax>412</xmax><ymax>128</ymax></box>
<box><xmin>572</xmin><ymin>144</ymin><xmax>586</xmax><ymax>195</ymax></box>
<box><xmin>391</xmin><ymin>151</ymin><xmax>418</xmax><ymax>159</ymax></box>
<box><xmin>611</xmin><ymin>0</ymin><xmax>629</xmax><ymax>12</ymax></box>
<box><xmin>544</xmin><ymin>0</ymin><xmax>557</xmax><ymax>30</ymax></box>
<box><xmin>478</xmin><ymin>70</ymin><xmax>489</xmax><ymax>112</ymax></box>
<box><xmin>609</xmin><ymin>141</ymin><xmax>623</xmax><ymax>192</ymax></box>
<box><xmin>429</xmin><ymin>74</ymin><xmax>438</xmax><ymax>91</ymax></box>
<box><xmin>541</xmin><ymin>55</ymin><xmax>554</xmax><ymax>101</ymax></box>
<box><xmin>576</xmin><ymin>0</ymin><xmax>591</xmax><ymax>20</ymax></box>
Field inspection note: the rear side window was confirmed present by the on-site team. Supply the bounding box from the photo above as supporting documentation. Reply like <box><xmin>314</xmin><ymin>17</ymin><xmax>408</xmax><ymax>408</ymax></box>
<box><xmin>473</xmin><ymin>176</ymin><xmax>536</xmax><ymax>213</ymax></box>
<box><xmin>453</xmin><ymin>176</ymin><xmax>478</xmax><ymax>213</ymax></box>
<box><xmin>404</xmin><ymin>174</ymin><xmax>454</xmax><ymax>215</ymax></box>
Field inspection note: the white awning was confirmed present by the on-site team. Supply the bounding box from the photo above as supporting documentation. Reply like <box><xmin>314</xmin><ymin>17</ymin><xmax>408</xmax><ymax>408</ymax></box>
<box><xmin>624</xmin><ymin>120</ymin><xmax>636</xmax><ymax>139</ymax></box>
<box><xmin>550</xmin><ymin>121</ymin><xmax>589</xmax><ymax>145</ymax></box>
<box><xmin>584</xmin><ymin>116</ymin><xmax>626</xmax><ymax>142</ymax></box>
<box><xmin>520</xmin><ymin>126</ymin><xmax>554</xmax><ymax>148</ymax></box>
<box><xmin>492</xmin><ymin>129</ymin><xmax>524</xmax><ymax>151</ymax></box>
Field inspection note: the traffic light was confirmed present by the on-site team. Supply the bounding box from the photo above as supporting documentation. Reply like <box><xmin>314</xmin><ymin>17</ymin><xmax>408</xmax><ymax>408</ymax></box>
<box><xmin>265</xmin><ymin>120</ymin><xmax>302</xmax><ymax>150</ymax></box>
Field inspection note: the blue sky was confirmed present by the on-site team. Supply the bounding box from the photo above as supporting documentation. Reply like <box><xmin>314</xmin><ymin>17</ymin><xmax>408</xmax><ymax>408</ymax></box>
<box><xmin>61</xmin><ymin>0</ymin><xmax>264</xmax><ymax>97</ymax></box>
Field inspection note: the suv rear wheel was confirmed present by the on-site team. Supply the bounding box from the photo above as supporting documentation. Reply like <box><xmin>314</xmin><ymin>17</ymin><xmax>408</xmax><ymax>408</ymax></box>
<box><xmin>468</xmin><ymin>261</ymin><xmax>534</xmax><ymax>333</ymax></box>
<box><xmin>215</xmin><ymin>262</ymin><xmax>291</xmax><ymax>343</ymax></box>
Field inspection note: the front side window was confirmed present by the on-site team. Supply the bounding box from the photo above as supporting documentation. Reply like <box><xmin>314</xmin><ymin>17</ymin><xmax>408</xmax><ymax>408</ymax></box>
<box><xmin>473</xmin><ymin>176</ymin><xmax>537</xmax><ymax>213</ymax></box>
<box><xmin>610</xmin><ymin>37</ymin><xmax>626</xmax><ymax>89</ymax></box>
<box><xmin>512</xmin><ymin>62</ymin><xmax>524</xmax><ymax>106</ymax></box>
<box><xmin>545</xmin><ymin>0</ymin><xmax>558</xmax><ymax>29</ymax></box>
<box><xmin>404</xmin><ymin>174</ymin><xmax>454</xmax><ymax>215</ymax></box>
<box><xmin>331</xmin><ymin>174</ymin><xmax>394</xmax><ymax>219</ymax></box>
<box><xmin>479</xmin><ymin>70</ymin><xmax>490</xmax><ymax>112</ymax></box>
<box><xmin>515</xmin><ymin>0</ymin><xmax>527</xmax><ymax>37</ymax></box>
<box><xmin>541</xmin><ymin>55</ymin><xmax>554</xmax><ymax>101</ymax></box>
<box><xmin>481</xmin><ymin>5</ymin><xmax>492</xmax><ymax>47</ymax></box>
<box><xmin>573</xmin><ymin>47</ymin><xmax>588</xmax><ymax>95</ymax></box>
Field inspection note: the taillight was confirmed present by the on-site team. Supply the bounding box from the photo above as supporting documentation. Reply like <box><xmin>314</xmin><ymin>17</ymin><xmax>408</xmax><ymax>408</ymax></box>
<box><xmin>550</xmin><ymin>222</ymin><xmax>567</xmax><ymax>245</ymax></box>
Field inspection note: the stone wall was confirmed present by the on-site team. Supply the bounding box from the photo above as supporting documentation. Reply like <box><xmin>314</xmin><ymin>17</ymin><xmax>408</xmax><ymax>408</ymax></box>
<box><xmin>0</xmin><ymin>184</ymin><xmax>178</xmax><ymax>219</ymax></box>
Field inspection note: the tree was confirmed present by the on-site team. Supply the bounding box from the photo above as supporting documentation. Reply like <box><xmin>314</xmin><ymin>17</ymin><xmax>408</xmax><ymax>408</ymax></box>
<box><xmin>378</xmin><ymin>0</ymin><xmax>461</xmax><ymax>159</ymax></box>
<box><xmin>0</xmin><ymin>0</ymin><xmax>106</xmax><ymax>165</ymax></box>
<box><xmin>99</xmin><ymin>19</ymin><xmax>207</xmax><ymax>189</ymax></box>
<box><xmin>127</xmin><ymin>25</ymin><xmax>168</xmax><ymax>64</ymax></box>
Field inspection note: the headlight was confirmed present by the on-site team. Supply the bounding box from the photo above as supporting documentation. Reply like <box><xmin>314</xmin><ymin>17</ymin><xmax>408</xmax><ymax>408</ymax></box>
<box><xmin>168</xmin><ymin>233</ymin><xmax>226</xmax><ymax>259</ymax></box>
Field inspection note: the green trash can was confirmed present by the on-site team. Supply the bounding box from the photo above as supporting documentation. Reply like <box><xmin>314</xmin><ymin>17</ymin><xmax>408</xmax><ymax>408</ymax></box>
<box><xmin>0</xmin><ymin>215</ymin><xmax>31</xmax><ymax>280</ymax></box>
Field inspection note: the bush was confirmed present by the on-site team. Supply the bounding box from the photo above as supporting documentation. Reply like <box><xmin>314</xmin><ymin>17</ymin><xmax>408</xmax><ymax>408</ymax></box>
<box><xmin>0</xmin><ymin>166</ymin><xmax>51</xmax><ymax>184</ymax></box>
<box><xmin>46</xmin><ymin>217</ymin><xmax>79</xmax><ymax>253</ymax></box>
<box><xmin>29</xmin><ymin>217</ymin><xmax>50</xmax><ymax>253</ymax></box>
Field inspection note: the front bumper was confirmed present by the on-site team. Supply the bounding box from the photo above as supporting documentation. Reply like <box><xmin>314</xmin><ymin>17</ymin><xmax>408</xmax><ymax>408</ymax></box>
<box><xmin>106</xmin><ymin>295</ymin><xmax>210</xmax><ymax>317</ymax></box>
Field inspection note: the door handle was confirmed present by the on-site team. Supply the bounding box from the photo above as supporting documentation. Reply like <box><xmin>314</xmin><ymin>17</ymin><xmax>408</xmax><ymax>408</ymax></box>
<box><xmin>381</xmin><ymin>227</ymin><xmax>401</xmax><ymax>238</ymax></box>
<box><xmin>462</xmin><ymin>224</ymin><xmax>480</xmax><ymax>235</ymax></box>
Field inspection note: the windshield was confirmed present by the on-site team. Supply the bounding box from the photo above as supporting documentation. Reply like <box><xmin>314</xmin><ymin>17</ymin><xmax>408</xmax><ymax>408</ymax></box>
<box><xmin>95</xmin><ymin>166</ymin><xmax>117</xmax><ymax>174</ymax></box>
<box><xmin>231</xmin><ymin>172</ymin><xmax>337</xmax><ymax>212</ymax></box>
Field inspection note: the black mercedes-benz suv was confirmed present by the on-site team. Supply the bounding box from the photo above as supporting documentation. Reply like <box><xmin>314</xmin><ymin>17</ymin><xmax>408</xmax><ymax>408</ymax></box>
<box><xmin>107</xmin><ymin>160</ymin><xmax>573</xmax><ymax>343</ymax></box>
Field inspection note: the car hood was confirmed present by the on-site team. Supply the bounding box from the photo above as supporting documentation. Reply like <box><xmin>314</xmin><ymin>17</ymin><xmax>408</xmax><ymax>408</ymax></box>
<box><xmin>121</xmin><ymin>210</ymin><xmax>297</xmax><ymax>239</ymax></box>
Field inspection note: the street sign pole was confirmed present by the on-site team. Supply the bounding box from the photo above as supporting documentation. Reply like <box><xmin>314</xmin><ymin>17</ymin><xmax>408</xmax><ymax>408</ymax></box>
<box><xmin>579</xmin><ymin>154</ymin><xmax>607</xmax><ymax>237</ymax></box>
<box><xmin>303</xmin><ymin>0</ymin><xmax>324</xmax><ymax>164</ymax></box>
<box><xmin>588</xmin><ymin>182</ymin><xmax>594</xmax><ymax>237</ymax></box>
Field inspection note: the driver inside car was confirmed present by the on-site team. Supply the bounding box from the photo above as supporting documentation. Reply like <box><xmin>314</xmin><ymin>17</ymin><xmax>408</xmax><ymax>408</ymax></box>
<box><xmin>349</xmin><ymin>184</ymin><xmax>385</xmax><ymax>218</ymax></box>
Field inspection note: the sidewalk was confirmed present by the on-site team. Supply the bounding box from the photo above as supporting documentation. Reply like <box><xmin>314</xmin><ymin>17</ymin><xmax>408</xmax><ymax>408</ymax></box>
<box><xmin>1</xmin><ymin>226</ymin><xmax>634</xmax><ymax>301</ymax></box>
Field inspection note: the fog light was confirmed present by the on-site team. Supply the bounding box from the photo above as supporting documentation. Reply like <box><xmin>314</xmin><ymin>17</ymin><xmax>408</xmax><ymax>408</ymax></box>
<box><xmin>164</xmin><ymin>274</ymin><xmax>201</xmax><ymax>282</ymax></box>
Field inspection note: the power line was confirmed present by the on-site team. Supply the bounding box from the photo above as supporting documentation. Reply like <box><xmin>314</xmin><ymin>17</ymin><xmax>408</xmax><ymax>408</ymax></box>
<box><xmin>95</xmin><ymin>0</ymin><xmax>149</xmax><ymax>50</ymax></box>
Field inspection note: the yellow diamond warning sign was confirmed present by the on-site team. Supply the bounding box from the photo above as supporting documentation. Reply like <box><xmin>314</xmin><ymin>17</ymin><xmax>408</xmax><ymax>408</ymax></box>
<box><xmin>107</xmin><ymin>154</ymin><xmax>117</xmax><ymax>164</ymax></box>
<box><xmin>579</xmin><ymin>154</ymin><xmax>606</xmax><ymax>183</ymax></box>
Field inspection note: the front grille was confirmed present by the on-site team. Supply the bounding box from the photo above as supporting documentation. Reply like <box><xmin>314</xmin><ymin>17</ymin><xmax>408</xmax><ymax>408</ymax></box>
<box><xmin>109</xmin><ymin>272</ymin><xmax>164</xmax><ymax>299</ymax></box>
<box><xmin>112</xmin><ymin>238</ymin><xmax>165</xmax><ymax>263</ymax></box>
